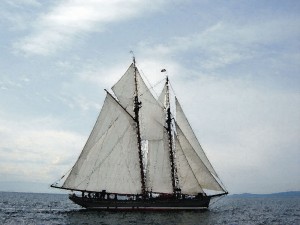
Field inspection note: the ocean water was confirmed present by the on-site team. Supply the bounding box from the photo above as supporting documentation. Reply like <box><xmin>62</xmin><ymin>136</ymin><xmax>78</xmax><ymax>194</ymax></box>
<box><xmin>0</xmin><ymin>192</ymin><xmax>299</xmax><ymax>225</ymax></box>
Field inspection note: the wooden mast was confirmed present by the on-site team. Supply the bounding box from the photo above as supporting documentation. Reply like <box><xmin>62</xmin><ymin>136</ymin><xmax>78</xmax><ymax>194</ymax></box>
<box><xmin>133</xmin><ymin>56</ymin><xmax>146</xmax><ymax>198</ymax></box>
<box><xmin>165</xmin><ymin>76</ymin><xmax>177</xmax><ymax>195</ymax></box>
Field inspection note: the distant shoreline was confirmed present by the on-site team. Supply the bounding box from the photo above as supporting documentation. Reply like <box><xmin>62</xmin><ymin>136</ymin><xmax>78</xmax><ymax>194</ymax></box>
<box><xmin>229</xmin><ymin>191</ymin><xmax>300</xmax><ymax>198</ymax></box>
<box><xmin>1</xmin><ymin>190</ymin><xmax>299</xmax><ymax>197</ymax></box>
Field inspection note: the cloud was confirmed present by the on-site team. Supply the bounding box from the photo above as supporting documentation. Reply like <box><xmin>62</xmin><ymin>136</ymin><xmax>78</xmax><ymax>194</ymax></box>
<box><xmin>2</xmin><ymin>0</ymin><xmax>299</xmax><ymax>194</ymax></box>
<box><xmin>58</xmin><ymin>93</ymin><xmax>102</xmax><ymax>112</ymax></box>
<box><xmin>129</xmin><ymin>18</ymin><xmax>300</xmax><ymax>193</ymax></box>
<box><xmin>14</xmin><ymin>0</ymin><xmax>169</xmax><ymax>55</ymax></box>
<box><xmin>138</xmin><ymin>17</ymin><xmax>300</xmax><ymax>71</ymax></box>
<box><xmin>4</xmin><ymin>0</ymin><xmax>41</xmax><ymax>7</ymax></box>
<box><xmin>78</xmin><ymin>57</ymin><xmax>181</xmax><ymax>90</ymax></box>
<box><xmin>172</xmin><ymin>74</ymin><xmax>300</xmax><ymax>194</ymax></box>
<box><xmin>0</xmin><ymin>115</ymin><xmax>85</xmax><ymax>183</ymax></box>
<box><xmin>0</xmin><ymin>0</ymin><xmax>41</xmax><ymax>31</ymax></box>
<box><xmin>74</xmin><ymin>45</ymin><xmax>300</xmax><ymax>194</ymax></box>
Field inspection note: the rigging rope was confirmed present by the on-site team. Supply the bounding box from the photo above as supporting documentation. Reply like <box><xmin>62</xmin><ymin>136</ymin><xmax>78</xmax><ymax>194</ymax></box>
<box><xmin>139</xmin><ymin>68</ymin><xmax>166</xmax><ymax>100</ymax></box>
<box><xmin>51</xmin><ymin>167</ymin><xmax>72</xmax><ymax>187</ymax></box>
<box><xmin>210</xmin><ymin>194</ymin><xmax>226</xmax><ymax>209</ymax></box>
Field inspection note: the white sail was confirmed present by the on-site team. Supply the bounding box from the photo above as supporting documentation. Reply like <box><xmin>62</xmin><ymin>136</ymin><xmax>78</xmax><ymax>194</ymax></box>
<box><xmin>112</xmin><ymin>63</ymin><xmax>175</xmax><ymax>194</ymax></box>
<box><xmin>175</xmin><ymin>135</ymin><xmax>204</xmax><ymax>195</ymax></box>
<box><xmin>158</xmin><ymin>82</ymin><xmax>167</xmax><ymax>108</ymax></box>
<box><xmin>144</xmin><ymin>81</ymin><xmax>174</xmax><ymax>193</ymax></box>
<box><xmin>146</xmin><ymin>132</ymin><xmax>173</xmax><ymax>193</ymax></box>
<box><xmin>176</xmin><ymin>123</ymin><xmax>224</xmax><ymax>192</ymax></box>
<box><xmin>112</xmin><ymin>64</ymin><xmax>165</xmax><ymax>140</ymax></box>
<box><xmin>111</xmin><ymin>64</ymin><xmax>135</xmax><ymax>117</ymax></box>
<box><xmin>54</xmin><ymin>62</ymin><xmax>228</xmax><ymax>199</ymax></box>
<box><xmin>175</xmin><ymin>97</ymin><xmax>219</xmax><ymax>177</ymax></box>
<box><xmin>62</xmin><ymin>93</ymin><xmax>141</xmax><ymax>194</ymax></box>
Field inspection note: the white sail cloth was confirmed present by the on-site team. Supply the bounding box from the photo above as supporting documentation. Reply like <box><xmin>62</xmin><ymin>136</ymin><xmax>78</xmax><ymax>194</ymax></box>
<box><xmin>158</xmin><ymin>83</ymin><xmax>225</xmax><ymax>194</ymax></box>
<box><xmin>146</xmin><ymin>133</ymin><xmax>173</xmax><ymax>193</ymax></box>
<box><xmin>175</xmin><ymin>97</ymin><xmax>219</xmax><ymax>178</ymax></box>
<box><xmin>175</xmin><ymin>124</ymin><xmax>224</xmax><ymax>193</ymax></box>
<box><xmin>62</xmin><ymin>94</ymin><xmax>141</xmax><ymax>194</ymax></box>
<box><xmin>60</xmin><ymin>63</ymin><xmax>226</xmax><ymax>196</ymax></box>
<box><xmin>112</xmin><ymin>63</ymin><xmax>173</xmax><ymax>194</ymax></box>
<box><xmin>112</xmin><ymin>64</ymin><xmax>165</xmax><ymax>141</ymax></box>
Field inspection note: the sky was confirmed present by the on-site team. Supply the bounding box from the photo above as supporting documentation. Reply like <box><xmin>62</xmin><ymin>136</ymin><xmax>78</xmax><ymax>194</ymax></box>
<box><xmin>0</xmin><ymin>0</ymin><xmax>299</xmax><ymax>194</ymax></box>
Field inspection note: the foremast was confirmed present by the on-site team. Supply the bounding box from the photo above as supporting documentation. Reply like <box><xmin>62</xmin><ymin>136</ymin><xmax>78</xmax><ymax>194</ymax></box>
<box><xmin>133</xmin><ymin>57</ymin><xmax>146</xmax><ymax>198</ymax></box>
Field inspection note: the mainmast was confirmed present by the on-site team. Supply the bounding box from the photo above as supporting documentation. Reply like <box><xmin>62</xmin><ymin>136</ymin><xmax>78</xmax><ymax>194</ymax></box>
<box><xmin>165</xmin><ymin>76</ymin><xmax>177</xmax><ymax>195</ymax></box>
<box><xmin>133</xmin><ymin>56</ymin><xmax>146</xmax><ymax>197</ymax></box>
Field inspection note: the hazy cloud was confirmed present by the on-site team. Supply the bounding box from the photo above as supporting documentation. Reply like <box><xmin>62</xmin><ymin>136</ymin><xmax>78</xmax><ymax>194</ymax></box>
<box><xmin>0</xmin><ymin>115</ymin><xmax>85</xmax><ymax>183</ymax></box>
<box><xmin>1</xmin><ymin>0</ymin><xmax>299</xmax><ymax>194</ymax></box>
<box><xmin>177</xmin><ymin>76</ymin><xmax>300</xmax><ymax>193</ymax></box>
<box><xmin>14</xmin><ymin>0</ymin><xmax>169</xmax><ymax>55</ymax></box>
<box><xmin>139</xmin><ymin>17</ymin><xmax>300</xmax><ymax>71</ymax></box>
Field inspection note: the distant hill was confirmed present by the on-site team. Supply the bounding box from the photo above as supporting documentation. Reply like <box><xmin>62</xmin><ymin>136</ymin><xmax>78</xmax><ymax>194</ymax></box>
<box><xmin>230</xmin><ymin>191</ymin><xmax>300</xmax><ymax>198</ymax></box>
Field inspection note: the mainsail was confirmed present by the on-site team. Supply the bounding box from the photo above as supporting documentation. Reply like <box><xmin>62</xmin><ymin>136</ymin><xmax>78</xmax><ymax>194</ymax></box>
<box><xmin>53</xmin><ymin>60</ymin><xmax>227</xmax><ymax>198</ymax></box>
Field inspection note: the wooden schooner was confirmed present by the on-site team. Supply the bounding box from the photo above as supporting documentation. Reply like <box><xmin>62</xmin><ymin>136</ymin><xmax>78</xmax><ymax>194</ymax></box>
<box><xmin>51</xmin><ymin>57</ymin><xmax>228</xmax><ymax>210</ymax></box>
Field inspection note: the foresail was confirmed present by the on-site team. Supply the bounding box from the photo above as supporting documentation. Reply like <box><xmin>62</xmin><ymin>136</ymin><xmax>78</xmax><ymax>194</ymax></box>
<box><xmin>62</xmin><ymin>93</ymin><xmax>141</xmax><ymax>194</ymax></box>
<box><xmin>176</xmin><ymin>123</ymin><xmax>224</xmax><ymax>192</ymax></box>
<box><xmin>175</xmin><ymin>97</ymin><xmax>219</xmax><ymax>178</ymax></box>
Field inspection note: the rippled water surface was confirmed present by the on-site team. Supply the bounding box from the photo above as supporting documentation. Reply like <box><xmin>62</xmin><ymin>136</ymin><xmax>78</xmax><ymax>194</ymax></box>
<box><xmin>1</xmin><ymin>192</ymin><xmax>299</xmax><ymax>225</ymax></box>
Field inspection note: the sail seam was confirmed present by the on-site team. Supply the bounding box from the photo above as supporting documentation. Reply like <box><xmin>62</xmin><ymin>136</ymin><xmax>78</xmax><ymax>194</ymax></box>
<box><xmin>75</xmin><ymin>123</ymin><xmax>130</xmax><ymax>190</ymax></box>
<box><xmin>64</xmin><ymin>107</ymin><xmax>122</xmax><ymax>189</ymax></box>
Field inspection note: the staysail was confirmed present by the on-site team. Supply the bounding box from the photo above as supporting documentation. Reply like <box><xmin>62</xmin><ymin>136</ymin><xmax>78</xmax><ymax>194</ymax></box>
<box><xmin>175</xmin><ymin>134</ymin><xmax>204</xmax><ymax>194</ymax></box>
<box><xmin>175</xmin><ymin>123</ymin><xmax>224</xmax><ymax>192</ymax></box>
<box><xmin>175</xmin><ymin>97</ymin><xmax>219</xmax><ymax>178</ymax></box>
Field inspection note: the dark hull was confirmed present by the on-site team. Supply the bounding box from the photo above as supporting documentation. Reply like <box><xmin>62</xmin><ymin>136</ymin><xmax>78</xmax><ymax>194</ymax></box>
<box><xmin>69</xmin><ymin>195</ymin><xmax>211</xmax><ymax>211</ymax></box>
